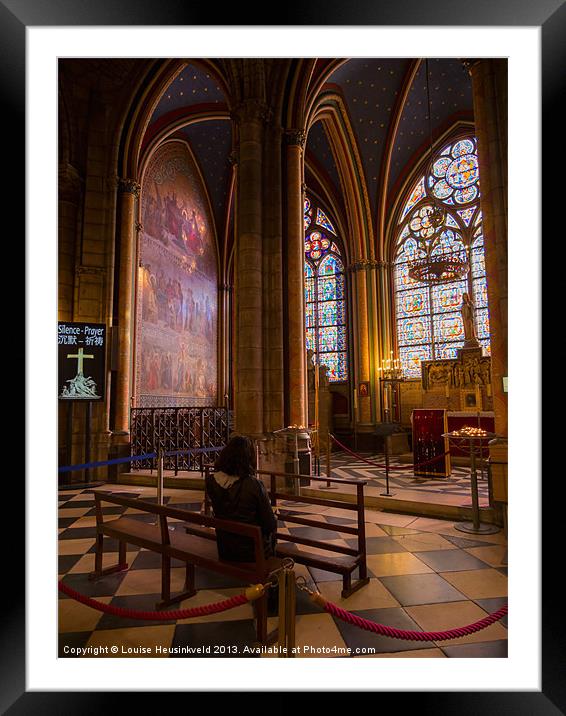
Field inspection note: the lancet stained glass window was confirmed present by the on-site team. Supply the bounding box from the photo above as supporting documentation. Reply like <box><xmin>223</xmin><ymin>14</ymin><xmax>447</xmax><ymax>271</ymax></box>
<box><xmin>304</xmin><ymin>198</ymin><xmax>348</xmax><ymax>382</ymax></box>
<box><xmin>394</xmin><ymin>136</ymin><xmax>491</xmax><ymax>378</ymax></box>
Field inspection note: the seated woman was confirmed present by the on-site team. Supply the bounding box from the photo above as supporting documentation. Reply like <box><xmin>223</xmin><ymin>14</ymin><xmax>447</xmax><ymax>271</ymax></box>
<box><xmin>205</xmin><ymin>435</ymin><xmax>277</xmax><ymax>563</ymax></box>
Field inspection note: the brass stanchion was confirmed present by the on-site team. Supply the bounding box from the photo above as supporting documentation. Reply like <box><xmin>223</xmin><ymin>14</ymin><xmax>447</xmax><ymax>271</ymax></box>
<box><xmin>157</xmin><ymin>447</ymin><xmax>164</xmax><ymax>506</ymax></box>
<box><xmin>285</xmin><ymin>570</ymin><xmax>296</xmax><ymax>656</ymax></box>
<box><xmin>380</xmin><ymin>409</ymin><xmax>395</xmax><ymax>497</ymax></box>
<box><xmin>319</xmin><ymin>429</ymin><xmax>338</xmax><ymax>490</ymax></box>
<box><xmin>277</xmin><ymin>569</ymin><xmax>288</xmax><ymax>653</ymax></box>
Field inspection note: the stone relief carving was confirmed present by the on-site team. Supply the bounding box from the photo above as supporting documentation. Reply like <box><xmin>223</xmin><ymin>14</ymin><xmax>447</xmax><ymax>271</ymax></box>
<box><xmin>422</xmin><ymin>349</ymin><xmax>491</xmax><ymax>390</ymax></box>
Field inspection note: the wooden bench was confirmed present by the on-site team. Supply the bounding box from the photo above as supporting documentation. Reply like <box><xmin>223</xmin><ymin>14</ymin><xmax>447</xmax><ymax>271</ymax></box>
<box><xmin>202</xmin><ymin>467</ymin><xmax>369</xmax><ymax>598</ymax></box>
<box><xmin>258</xmin><ymin>470</ymin><xmax>369</xmax><ymax>598</ymax></box>
<box><xmin>89</xmin><ymin>491</ymin><xmax>282</xmax><ymax>643</ymax></box>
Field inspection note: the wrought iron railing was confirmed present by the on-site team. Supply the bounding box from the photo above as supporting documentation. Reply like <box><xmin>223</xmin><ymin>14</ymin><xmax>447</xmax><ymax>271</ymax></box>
<box><xmin>130</xmin><ymin>407</ymin><xmax>230</xmax><ymax>472</ymax></box>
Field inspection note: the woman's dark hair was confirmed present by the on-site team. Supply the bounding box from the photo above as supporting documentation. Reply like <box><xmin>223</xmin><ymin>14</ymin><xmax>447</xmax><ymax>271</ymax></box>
<box><xmin>214</xmin><ymin>435</ymin><xmax>256</xmax><ymax>479</ymax></box>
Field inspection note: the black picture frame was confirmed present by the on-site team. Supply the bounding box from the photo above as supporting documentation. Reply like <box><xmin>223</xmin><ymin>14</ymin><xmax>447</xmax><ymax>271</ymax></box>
<box><xmin>14</xmin><ymin>0</ymin><xmax>558</xmax><ymax>709</ymax></box>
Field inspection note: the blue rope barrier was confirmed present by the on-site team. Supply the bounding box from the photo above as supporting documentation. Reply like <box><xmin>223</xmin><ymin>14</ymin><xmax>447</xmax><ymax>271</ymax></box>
<box><xmin>58</xmin><ymin>445</ymin><xmax>225</xmax><ymax>473</ymax></box>
<box><xmin>58</xmin><ymin>453</ymin><xmax>157</xmax><ymax>473</ymax></box>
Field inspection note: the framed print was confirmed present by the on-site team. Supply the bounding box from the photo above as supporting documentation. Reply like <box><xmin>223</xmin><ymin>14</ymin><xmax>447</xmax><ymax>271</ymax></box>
<box><xmin>16</xmin><ymin>0</ymin><xmax>558</xmax><ymax>709</ymax></box>
<box><xmin>460</xmin><ymin>386</ymin><xmax>481</xmax><ymax>412</ymax></box>
<box><xmin>358</xmin><ymin>381</ymin><xmax>370</xmax><ymax>398</ymax></box>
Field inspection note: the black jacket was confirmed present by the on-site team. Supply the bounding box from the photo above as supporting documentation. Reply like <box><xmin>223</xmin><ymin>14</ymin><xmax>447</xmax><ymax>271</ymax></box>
<box><xmin>205</xmin><ymin>472</ymin><xmax>277</xmax><ymax>562</ymax></box>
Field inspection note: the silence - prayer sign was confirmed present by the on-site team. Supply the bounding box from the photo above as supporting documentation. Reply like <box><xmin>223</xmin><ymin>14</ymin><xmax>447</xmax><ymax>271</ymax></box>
<box><xmin>58</xmin><ymin>322</ymin><xmax>106</xmax><ymax>401</ymax></box>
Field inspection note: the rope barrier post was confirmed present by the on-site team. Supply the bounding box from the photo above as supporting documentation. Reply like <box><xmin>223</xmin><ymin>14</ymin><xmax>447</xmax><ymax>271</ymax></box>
<box><xmin>203</xmin><ymin>464</ymin><xmax>211</xmax><ymax>516</ymax></box>
<box><xmin>379</xmin><ymin>411</ymin><xmax>395</xmax><ymax>497</ymax></box>
<box><xmin>319</xmin><ymin>431</ymin><xmax>338</xmax><ymax>490</ymax></box>
<box><xmin>157</xmin><ymin>447</ymin><xmax>164</xmax><ymax>506</ymax></box>
<box><xmin>285</xmin><ymin>569</ymin><xmax>296</xmax><ymax>657</ymax></box>
<box><xmin>277</xmin><ymin>568</ymin><xmax>288</xmax><ymax>655</ymax></box>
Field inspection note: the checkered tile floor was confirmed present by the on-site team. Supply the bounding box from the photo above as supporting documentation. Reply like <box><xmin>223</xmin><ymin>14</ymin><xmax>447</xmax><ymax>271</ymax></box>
<box><xmin>328</xmin><ymin>451</ymin><xmax>490</xmax><ymax>501</ymax></box>
<box><xmin>59</xmin><ymin>485</ymin><xmax>507</xmax><ymax>658</ymax></box>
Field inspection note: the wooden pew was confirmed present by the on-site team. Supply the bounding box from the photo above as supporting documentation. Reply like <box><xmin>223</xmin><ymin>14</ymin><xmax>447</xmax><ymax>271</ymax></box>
<box><xmin>257</xmin><ymin>470</ymin><xmax>369</xmax><ymax>598</ymax></box>
<box><xmin>89</xmin><ymin>491</ymin><xmax>282</xmax><ymax>643</ymax></box>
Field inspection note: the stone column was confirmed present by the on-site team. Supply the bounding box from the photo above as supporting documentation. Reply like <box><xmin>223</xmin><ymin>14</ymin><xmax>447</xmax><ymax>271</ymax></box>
<box><xmin>58</xmin><ymin>163</ymin><xmax>82</xmax><ymax>321</ymax></box>
<box><xmin>350</xmin><ymin>260</ymin><xmax>374</xmax><ymax>426</ymax></box>
<box><xmin>262</xmin><ymin>123</ymin><xmax>284</xmax><ymax>432</ymax></box>
<box><xmin>285</xmin><ymin>131</ymin><xmax>307</xmax><ymax>428</ymax></box>
<box><xmin>374</xmin><ymin>260</ymin><xmax>390</xmax><ymax>421</ymax></box>
<box><xmin>233</xmin><ymin>100</ymin><xmax>265</xmax><ymax>436</ymax></box>
<box><xmin>113</xmin><ymin>177</ymin><xmax>139</xmax><ymax>440</ymax></box>
<box><xmin>464</xmin><ymin>59</ymin><xmax>508</xmax><ymax>438</ymax></box>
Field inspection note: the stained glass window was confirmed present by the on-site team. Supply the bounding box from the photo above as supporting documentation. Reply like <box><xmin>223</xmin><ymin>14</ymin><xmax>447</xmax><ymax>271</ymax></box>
<box><xmin>304</xmin><ymin>198</ymin><xmax>348</xmax><ymax>382</ymax></box>
<box><xmin>394</xmin><ymin>136</ymin><xmax>491</xmax><ymax>378</ymax></box>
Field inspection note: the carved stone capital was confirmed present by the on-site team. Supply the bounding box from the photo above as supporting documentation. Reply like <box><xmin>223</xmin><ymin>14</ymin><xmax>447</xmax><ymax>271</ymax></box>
<box><xmin>231</xmin><ymin>98</ymin><xmax>271</xmax><ymax>125</ymax></box>
<box><xmin>285</xmin><ymin>129</ymin><xmax>307</xmax><ymax>148</ymax></box>
<box><xmin>105</xmin><ymin>173</ymin><xmax>120</xmax><ymax>191</ymax></box>
<box><xmin>135</xmin><ymin>221</ymin><xmax>143</xmax><ymax>233</ymax></box>
<box><xmin>348</xmin><ymin>259</ymin><xmax>382</xmax><ymax>273</ymax></box>
<box><xmin>118</xmin><ymin>178</ymin><xmax>141</xmax><ymax>197</ymax></box>
<box><xmin>58</xmin><ymin>162</ymin><xmax>82</xmax><ymax>203</ymax></box>
<box><xmin>76</xmin><ymin>265</ymin><xmax>105</xmax><ymax>277</ymax></box>
<box><xmin>219</xmin><ymin>283</ymin><xmax>233</xmax><ymax>293</ymax></box>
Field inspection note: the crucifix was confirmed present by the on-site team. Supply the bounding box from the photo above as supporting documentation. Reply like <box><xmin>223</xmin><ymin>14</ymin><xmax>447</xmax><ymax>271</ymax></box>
<box><xmin>67</xmin><ymin>347</ymin><xmax>94</xmax><ymax>375</ymax></box>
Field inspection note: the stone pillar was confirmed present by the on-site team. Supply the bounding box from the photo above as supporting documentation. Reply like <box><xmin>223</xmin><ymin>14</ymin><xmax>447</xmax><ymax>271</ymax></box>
<box><xmin>350</xmin><ymin>260</ymin><xmax>374</xmax><ymax>426</ymax></box>
<box><xmin>374</xmin><ymin>260</ymin><xmax>390</xmax><ymax>421</ymax></box>
<box><xmin>233</xmin><ymin>100</ymin><xmax>265</xmax><ymax>435</ymax></box>
<box><xmin>262</xmin><ymin>123</ymin><xmax>284</xmax><ymax>432</ymax></box>
<box><xmin>58</xmin><ymin>162</ymin><xmax>82</xmax><ymax>321</ymax></box>
<box><xmin>285</xmin><ymin>130</ymin><xmax>307</xmax><ymax>428</ymax></box>
<box><xmin>113</xmin><ymin>177</ymin><xmax>139</xmax><ymax>440</ymax></box>
<box><xmin>465</xmin><ymin>59</ymin><xmax>508</xmax><ymax>439</ymax></box>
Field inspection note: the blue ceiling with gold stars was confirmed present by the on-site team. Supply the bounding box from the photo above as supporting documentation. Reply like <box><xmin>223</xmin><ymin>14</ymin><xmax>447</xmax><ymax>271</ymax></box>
<box><xmin>389</xmin><ymin>58</ymin><xmax>473</xmax><ymax>196</ymax></box>
<box><xmin>306</xmin><ymin>121</ymin><xmax>342</xmax><ymax>203</ymax></box>
<box><xmin>151</xmin><ymin>63</ymin><xmax>226</xmax><ymax>123</ymax></box>
<box><xmin>146</xmin><ymin>58</ymin><xmax>474</xmax><ymax>246</ymax></box>
<box><xmin>179</xmin><ymin>120</ymin><xmax>233</xmax><ymax>237</ymax></box>
<box><xmin>322</xmin><ymin>58</ymin><xmax>412</xmax><ymax>219</ymax></box>
<box><xmin>309</xmin><ymin>58</ymin><xmax>474</xmax><ymax>232</ymax></box>
<box><xmin>148</xmin><ymin>63</ymin><xmax>231</xmax><ymax>240</ymax></box>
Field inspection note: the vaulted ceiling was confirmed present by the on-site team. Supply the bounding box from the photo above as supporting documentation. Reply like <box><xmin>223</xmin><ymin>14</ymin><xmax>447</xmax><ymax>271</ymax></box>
<box><xmin>140</xmin><ymin>57</ymin><xmax>474</xmax><ymax>257</ymax></box>
<box><xmin>305</xmin><ymin>58</ymin><xmax>474</xmax><ymax>237</ymax></box>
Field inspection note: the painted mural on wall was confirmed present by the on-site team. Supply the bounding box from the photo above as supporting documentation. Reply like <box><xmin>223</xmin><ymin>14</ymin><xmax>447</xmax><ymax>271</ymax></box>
<box><xmin>136</xmin><ymin>140</ymin><xmax>217</xmax><ymax>406</ymax></box>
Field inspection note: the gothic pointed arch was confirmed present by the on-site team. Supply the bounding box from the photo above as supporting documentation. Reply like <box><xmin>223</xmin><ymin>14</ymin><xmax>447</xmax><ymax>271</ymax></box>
<box><xmin>304</xmin><ymin>195</ymin><xmax>348</xmax><ymax>382</ymax></box>
<box><xmin>135</xmin><ymin>138</ymin><xmax>219</xmax><ymax>406</ymax></box>
<box><xmin>390</xmin><ymin>133</ymin><xmax>491</xmax><ymax>377</ymax></box>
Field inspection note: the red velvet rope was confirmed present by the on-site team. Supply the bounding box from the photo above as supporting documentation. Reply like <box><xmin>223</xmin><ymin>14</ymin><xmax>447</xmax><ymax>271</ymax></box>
<box><xmin>58</xmin><ymin>580</ymin><xmax>250</xmax><ymax>620</ymax></box>
<box><xmin>324</xmin><ymin>600</ymin><xmax>507</xmax><ymax>641</ymax></box>
<box><xmin>330</xmin><ymin>433</ymin><xmax>450</xmax><ymax>470</ymax></box>
<box><xmin>59</xmin><ymin>581</ymin><xmax>507</xmax><ymax>643</ymax></box>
